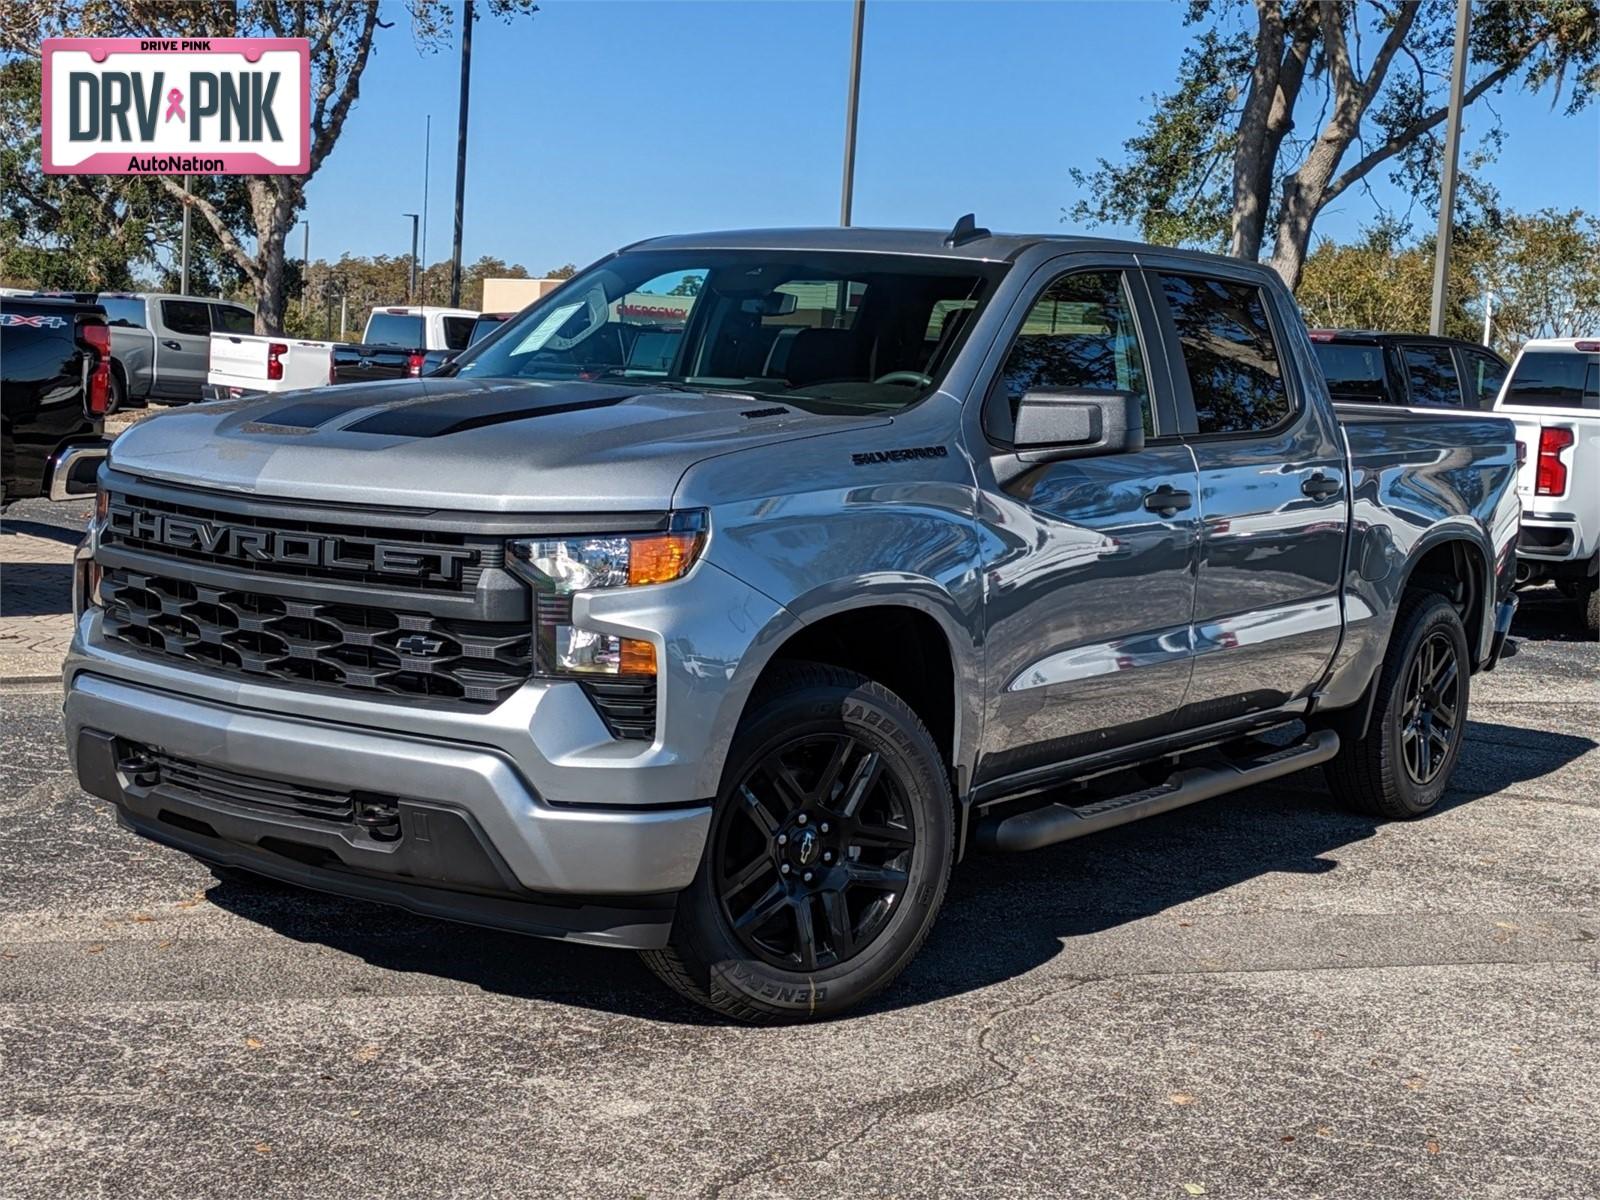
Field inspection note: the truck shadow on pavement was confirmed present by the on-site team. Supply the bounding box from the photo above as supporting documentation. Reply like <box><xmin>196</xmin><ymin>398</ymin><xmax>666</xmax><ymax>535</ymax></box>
<box><xmin>200</xmin><ymin>713</ymin><xmax>1596</xmax><ymax>1024</ymax></box>
<box><xmin>0</xmin><ymin>520</ymin><xmax>79</xmax><ymax>618</ymax></box>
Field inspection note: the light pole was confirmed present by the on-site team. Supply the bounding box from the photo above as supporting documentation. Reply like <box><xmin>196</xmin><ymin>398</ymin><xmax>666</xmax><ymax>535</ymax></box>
<box><xmin>838</xmin><ymin>0</ymin><xmax>866</xmax><ymax>227</ymax></box>
<box><xmin>1428</xmin><ymin>0</ymin><xmax>1470</xmax><ymax>336</ymax></box>
<box><xmin>404</xmin><ymin>213</ymin><xmax>420</xmax><ymax>302</ymax></box>
<box><xmin>421</xmin><ymin>113</ymin><xmax>432</xmax><ymax>306</ymax></box>
<box><xmin>449</xmin><ymin>0</ymin><xmax>474</xmax><ymax>307</ymax></box>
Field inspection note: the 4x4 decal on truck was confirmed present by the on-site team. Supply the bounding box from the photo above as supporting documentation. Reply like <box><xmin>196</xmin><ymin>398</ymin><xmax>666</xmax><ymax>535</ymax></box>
<box><xmin>851</xmin><ymin>445</ymin><xmax>949</xmax><ymax>466</ymax></box>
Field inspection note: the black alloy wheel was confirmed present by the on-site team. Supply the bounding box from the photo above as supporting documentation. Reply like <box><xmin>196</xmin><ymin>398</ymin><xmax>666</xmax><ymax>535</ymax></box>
<box><xmin>715</xmin><ymin>732</ymin><xmax>916</xmax><ymax>971</ymax></box>
<box><xmin>1399</xmin><ymin>629</ymin><xmax>1461</xmax><ymax>785</ymax></box>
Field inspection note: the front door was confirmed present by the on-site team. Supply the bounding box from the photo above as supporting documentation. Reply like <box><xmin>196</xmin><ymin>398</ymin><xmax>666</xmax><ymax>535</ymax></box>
<box><xmin>1147</xmin><ymin>267</ymin><xmax>1347</xmax><ymax>728</ymax></box>
<box><xmin>976</xmin><ymin>263</ymin><xmax>1200</xmax><ymax>785</ymax></box>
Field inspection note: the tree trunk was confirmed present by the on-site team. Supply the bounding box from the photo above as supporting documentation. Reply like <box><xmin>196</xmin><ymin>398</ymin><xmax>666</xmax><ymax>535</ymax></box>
<box><xmin>1228</xmin><ymin>2</ymin><xmax>1285</xmax><ymax>260</ymax></box>
<box><xmin>248</xmin><ymin>179</ymin><xmax>301</xmax><ymax>334</ymax></box>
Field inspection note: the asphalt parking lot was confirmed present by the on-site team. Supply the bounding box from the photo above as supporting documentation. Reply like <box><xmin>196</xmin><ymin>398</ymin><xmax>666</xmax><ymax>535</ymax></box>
<box><xmin>3</xmin><ymin>496</ymin><xmax>1597</xmax><ymax>1199</ymax></box>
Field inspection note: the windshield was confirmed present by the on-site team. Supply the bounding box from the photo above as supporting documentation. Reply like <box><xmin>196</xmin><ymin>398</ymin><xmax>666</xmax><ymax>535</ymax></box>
<box><xmin>1503</xmin><ymin>350</ymin><xmax>1599</xmax><ymax>410</ymax></box>
<box><xmin>451</xmin><ymin>249</ymin><xmax>1003</xmax><ymax>413</ymax></box>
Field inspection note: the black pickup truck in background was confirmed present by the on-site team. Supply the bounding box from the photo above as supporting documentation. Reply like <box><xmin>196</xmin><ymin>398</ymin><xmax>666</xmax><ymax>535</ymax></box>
<box><xmin>329</xmin><ymin>306</ymin><xmax>478</xmax><ymax>385</ymax></box>
<box><xmin>1310</xmin><ymin>329</ymin><xmax>1508</xmax><ymax>410</ymax></box>
<box><xmin>1</xmin><ymin>294</ymin><xmax>112</xmax><ymax>506</ymax></box>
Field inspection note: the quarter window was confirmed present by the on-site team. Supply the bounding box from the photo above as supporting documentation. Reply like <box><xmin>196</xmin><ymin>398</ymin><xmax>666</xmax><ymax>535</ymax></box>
<box><xmin>1458</xmin><ymin>348</ymin><xmax>1507</xmax><ymax>410</ymax></box>
<box><xmin>1400</xmin><ymin>344</ymin><xmax>1462</xmax><ymax>407</ymax></box>
<box><xmin>211</xmin><ymin>304</ymin><xmax>255</xmax><ymax>335</ymax></box>
<box><xmin>998</xmin><ymin>271</ymin><xmax>1152</xmax><ymax>435</ymax></box>
<box><xmin>1157</xmin><ymin>273</ymin><xmax>1290</xmax><ymax>435</ymax></box>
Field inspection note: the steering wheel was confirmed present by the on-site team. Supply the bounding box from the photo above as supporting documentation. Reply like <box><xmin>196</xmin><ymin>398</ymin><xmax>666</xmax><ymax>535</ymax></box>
<box><xmin>873</xmin><ymin>370</ymin><xmax>933</xmax><ymax>387</ymax></box>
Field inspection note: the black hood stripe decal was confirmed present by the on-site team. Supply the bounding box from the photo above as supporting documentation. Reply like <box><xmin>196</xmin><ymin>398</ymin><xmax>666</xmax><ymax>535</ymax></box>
<box><xmin>346</xmin><ymin>393</ymin><xmax>630</xmax><ymax>437</ymax></box>
<box><xmin>255</xmin><ymin>398</ymin><xmax>367</xmax><ymax>429</ymax></box>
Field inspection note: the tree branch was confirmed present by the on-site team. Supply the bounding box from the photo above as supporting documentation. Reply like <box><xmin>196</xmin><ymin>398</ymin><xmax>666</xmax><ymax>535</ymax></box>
<box><xmin>1323</xmin><ymin>60</ymin><xmax>1521</xmax><ymax>205</ymax></box>
<box><xmin>1361</xmin><ymin>0</ymin><xmax>1421</xmax><ymax>105</ymax></box>
<box><xmin>308</xmin><ymin>1</ymin><xmax>380</xmax><ymax>175</ymax></box>
<box><xmin>153</xmin><ymin>175</ymin><xmax>261</xmax><ymax>283</ymax></box>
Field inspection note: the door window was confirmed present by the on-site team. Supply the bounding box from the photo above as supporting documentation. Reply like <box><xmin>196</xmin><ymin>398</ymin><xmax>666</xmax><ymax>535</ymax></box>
<box><xmin>1400</xmin><ymin>344</ymin><xmax>1462</xmax><ymax>407</ymax></box>
<box><xmin>441</xmin><ymin>316</ymin><xmax>475</xmax><ymax>350</ymax></box>
<box><xmin>1457</xmin><ymin>348</ymin><xmax>1507</xmax><ymax>409</ymax></box>
<box><xmin>160</xmin><ymin>299</ymin><xmax>211</xmax><ymax>337</ymax></box>
<box><xmin>1157</xmin><ymin>273</ymin><xmax>1291</xmax><ymax>435</ymax></box>
<box><xmin>211</xmin><ymin>304</ymin><xmax>255</xmax><ymax>334</ymax></box>
<box><xmin>995</xmin><ymin>271</ymin><xmax>1152</xmax><ymax>436</ymax></box>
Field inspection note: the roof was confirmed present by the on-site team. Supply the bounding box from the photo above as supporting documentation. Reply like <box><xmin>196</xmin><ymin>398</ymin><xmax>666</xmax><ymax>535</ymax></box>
<box><xmin>629</xmin><ymin>225</ymin><xmax>1264</xmax><ymax>269</ymax></box>
<box><xmin>1517</xmin><ymin>337</ymin><xmax>1600</xmax><ymax>351</ymax></box>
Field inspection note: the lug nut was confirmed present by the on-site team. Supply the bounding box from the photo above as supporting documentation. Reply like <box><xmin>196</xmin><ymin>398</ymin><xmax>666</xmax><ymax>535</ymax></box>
<box><xmin>777</xmin><ymin>834</ymin><xmax>787</xmax><ymax>846</ymax></box>
<box><xmin>797</xmin><ymin>814</ymin><xmax>808</xmax><ymax>825</ymax></box>
<box><xmin>803</xmin><ymin>871</ymin><xmax>813</xmax><ymax>883</ymax></box>
<box><xmin>820</xmin><ymin>822</ymin><xmax>829</xmax><ymax>833</ymax></box>
<box><xmin>781</xmin><ymin>863</ymin><xmax>791</xmax><ymax>874</ymax></box>
<box><xmin>823</xmin><ymin>851</ymin><xmax>833</xmax><ymax>863</ymax></box>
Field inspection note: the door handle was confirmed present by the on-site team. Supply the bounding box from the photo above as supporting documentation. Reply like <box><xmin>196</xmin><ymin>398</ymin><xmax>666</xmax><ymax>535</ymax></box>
<box><xmin>1301</xmin><ymin>473</ymin><xmax>1342</xmax><ymax>501</ymax></box>
<box><xmin>161</xmin><ymin>339</ymin><xmax>182</xmax><ymax>350</ymax></box>
<box><xmin>1143</xmin><ymin>485</ymin><xmax>1194</xmax><ymax>516</ymax></box>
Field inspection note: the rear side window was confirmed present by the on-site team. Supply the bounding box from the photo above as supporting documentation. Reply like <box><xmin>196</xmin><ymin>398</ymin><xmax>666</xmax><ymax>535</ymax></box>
<box><xmin>441</xmin><ymin>316</ymin><xmax>475</xmax><ymax>350</ymax></box>
<box><xmin>365</xmin><ymin>312</ymin><xmax>425</xmax><ymax>347</ymax></box>
<box><xmin>1458</xmin><ymin>348</ymin><xmax>1507</xmax><ymax>409</ymax></box>
<box><xmin>1399</xmin><ymin>344</ymin><xmax>1462</xmax><ymax>407</ymax></box>
<box><xmin>160</xmin><ymin>299</ymin><xmax>211</xmax><ymax>336</ymax></box>
<box><xmin>1313</xmin><ymin>341</ymin><xmax>1389</xmax><ymax>403</ymax></box>
<box><xmin>469</xmin><ymin>315</ymin><xmax>507</xmax><ymax>345</ymax></box>
<box><xmin>1502</xmin><ymin>351</ymin><xmax>1600</xmax><ymax>410</ymax></box>
<box><xmin>1157</xmin><ymin>273</ymin><xmax>1290</xmax><ymax>435</ymax></box>
<box><xmin>98</xmin><ymin>297</ymin><xmax>147</xmax><ymax>327</ymax></box>
<box><xmin>998</xmin><ymin>271</ymin><xmax>1152</xmax><ymax>435</ymax></box>
<box><xmin>211</xmin><ymin>304</ymin><xmax>254</xmax><ymax>334</ymax></box>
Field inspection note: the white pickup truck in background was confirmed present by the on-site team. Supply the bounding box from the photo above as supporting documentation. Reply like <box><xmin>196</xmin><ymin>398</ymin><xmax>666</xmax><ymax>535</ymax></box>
<box><xmin>1496</xmin><ymin>337</ymin><xmax>1600</xmax><ymax>630</ymax></box>
<box><xmin>205</xmin><ymin>333</ymin><xmax>338</xmax><ymax>400</ymax></box>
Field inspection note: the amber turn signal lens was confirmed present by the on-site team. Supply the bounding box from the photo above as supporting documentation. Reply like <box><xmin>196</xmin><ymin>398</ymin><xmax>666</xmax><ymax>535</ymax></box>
<box><xmin>618</xmin><ymin>637</ymin><xmax>656</xmax><ymax>675</ymax></box>
<box><xmin>628</xmin><ymin>532</ymin><xmax>703</xmax><ymax>586</ymax></box>
<box><xmin>95</xmin><ymin>487</ymin><xmax>109</xmax><ymax>521</ymax></box>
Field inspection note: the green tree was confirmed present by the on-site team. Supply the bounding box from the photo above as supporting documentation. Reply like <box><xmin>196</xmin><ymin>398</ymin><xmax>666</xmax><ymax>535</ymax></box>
<box><xmin>1</xmin><ymin>0</ymin><xmax>537</xmax><ymax>332</ymax></box>
<box><xmin>1295</xmin><ymin>207</ymin><xmax>1600</xmax><ymax>354</ymax></box>
<box><xmin>542</xmin><ymin>262</ymin><xmax>577</xmax><ymax>279</ymax></box>
<box><xmin>1071</xmin><ymin>0</ymin><xmax>1600</xmax><ymax>287</ymax></box>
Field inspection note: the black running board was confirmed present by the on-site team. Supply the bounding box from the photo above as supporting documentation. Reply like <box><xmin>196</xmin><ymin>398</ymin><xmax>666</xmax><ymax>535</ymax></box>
<box><xmin>972</xmin><ymin>729</ymin><xmax>1341</xmax><ymax>853</ymax></box>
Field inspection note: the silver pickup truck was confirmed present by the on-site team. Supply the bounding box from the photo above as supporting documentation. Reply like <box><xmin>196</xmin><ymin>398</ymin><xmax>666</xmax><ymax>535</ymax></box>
<box><xmin>64</xmin><ymin>224</ymin><xmax>1520</xmax><ymax>1021</ymax></box>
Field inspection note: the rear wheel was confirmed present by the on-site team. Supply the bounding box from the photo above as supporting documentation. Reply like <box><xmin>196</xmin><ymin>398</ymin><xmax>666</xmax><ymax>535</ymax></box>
<box><xmin>641</xmin><ymin>663</ymin><xmax>953</xmax><ymax>1022</ymax></box>
<box><xmin>1580</xmin><ymin>578</ymin><xmax>1599</xmax><ymax>634</ymax></box>
<box><xmin>1324</xmin><ymin>591</ymin><xmax>1470</xmax><ymax>819</ymax></box>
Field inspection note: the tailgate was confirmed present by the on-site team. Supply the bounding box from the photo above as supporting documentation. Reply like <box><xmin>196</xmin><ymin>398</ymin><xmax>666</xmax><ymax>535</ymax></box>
<box><xmin>208</xmin><ymin>333</ymin><xmax>266</xmax><ymax>386</ymax></box>
<box><xmin>331</xmin><ymin>345</ymin><xmax>413</xmax><ymax>384</ymax></box>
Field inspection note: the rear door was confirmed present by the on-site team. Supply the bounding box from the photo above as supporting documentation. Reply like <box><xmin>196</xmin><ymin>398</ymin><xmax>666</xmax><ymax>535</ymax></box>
<box><xmin>977</xmin><ymin>257</ymin><xmax>1202</xmax><ymax>782</ymax></box>
<box><xmin>1396</xmin><ymin>340</ymin><xmax>1464</xmax><ymax>408</ymax></box>
<box><xmin>1147</xmin><ymin>264</ymin><xmax>1348</xmax><ymax>728</ymax></box>
<box><xmin>152</xmin><ymin>298</ymin><xmax>212</xmax><ymax>400</ymax></box>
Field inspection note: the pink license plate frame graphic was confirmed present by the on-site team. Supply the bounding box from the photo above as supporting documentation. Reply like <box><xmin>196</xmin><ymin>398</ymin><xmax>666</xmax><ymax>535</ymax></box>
<box><xmin>42</xmin><ymin>37</ymin><xmax>310</xmax><ymax>175</ymax></box>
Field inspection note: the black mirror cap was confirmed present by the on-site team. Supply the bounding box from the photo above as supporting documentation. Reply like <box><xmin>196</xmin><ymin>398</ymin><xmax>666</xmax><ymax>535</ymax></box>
<box><xmin>1013</xmin><ymin>389</ymin><xmax>1146</xmax><ymax>462</ymax></box>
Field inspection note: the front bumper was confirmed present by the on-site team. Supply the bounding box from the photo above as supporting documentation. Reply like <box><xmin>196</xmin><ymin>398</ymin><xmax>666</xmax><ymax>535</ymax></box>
<box><xmin>63</xmin><ymin>670</ymin><xmax>712</xmax><ymax>948</ymax></box>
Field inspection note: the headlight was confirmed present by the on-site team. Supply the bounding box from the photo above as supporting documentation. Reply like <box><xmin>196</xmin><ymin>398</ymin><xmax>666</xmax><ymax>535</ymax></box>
<box><xmin>507</xmin><ymin>514</ymin><xmax>705</xmax><ymax>677</ymax></box>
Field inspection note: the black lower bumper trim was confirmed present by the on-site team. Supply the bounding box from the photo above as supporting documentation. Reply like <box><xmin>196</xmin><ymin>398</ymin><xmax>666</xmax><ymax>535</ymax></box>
<box><xmin>75</xmin><ymin>729</ymin><xmax>677</xmax><ymax>950</ymax></box>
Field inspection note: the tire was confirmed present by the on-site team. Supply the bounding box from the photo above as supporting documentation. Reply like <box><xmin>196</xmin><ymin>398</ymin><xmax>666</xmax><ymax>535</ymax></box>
<box><xmin>107</xmin><ymin>367</ymin><xmax>127</xmax><ymax>414</ymax></box>
<box><xmin>1580</xmin><ymin>579</ymin><xmax>1599</xmax><ymax>635</ymax></box>
<box><xmin>641</xmin><ymin>662</ymin><xmax>954</xmax><ymax>1023</ymax></box>
<box><xmin>1324</xmin><ymin>591</ymin><xmax>1470</xmax><ymax>819</ymax></box>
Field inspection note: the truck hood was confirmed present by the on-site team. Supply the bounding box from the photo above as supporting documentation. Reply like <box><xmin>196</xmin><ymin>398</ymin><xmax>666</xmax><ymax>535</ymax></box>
<box><xmin>108</xmin><ymin>377</ymin><xmax>887</xmax><ymax>511</ymax></box>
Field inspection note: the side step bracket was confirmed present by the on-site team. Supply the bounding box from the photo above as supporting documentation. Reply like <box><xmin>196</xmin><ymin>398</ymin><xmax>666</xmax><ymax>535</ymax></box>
<box><xmin>972</xmin><ymin>729</ymin><xmax>1341</xmax><ymax>854</ymax></box>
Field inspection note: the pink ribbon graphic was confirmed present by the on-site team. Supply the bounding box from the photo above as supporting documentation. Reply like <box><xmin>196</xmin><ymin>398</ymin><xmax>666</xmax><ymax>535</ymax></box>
<box><xmin>164</xmin><ymin>87</ymin><xmax>185</xmax><ymax>123</ymax></box>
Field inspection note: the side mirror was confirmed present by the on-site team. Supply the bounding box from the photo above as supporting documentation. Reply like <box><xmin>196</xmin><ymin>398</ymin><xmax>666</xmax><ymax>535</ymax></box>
<box><xmin>1012</xmin><ymin>389</ymin><xmax>1145</xmax><ymax>462</ymax></box>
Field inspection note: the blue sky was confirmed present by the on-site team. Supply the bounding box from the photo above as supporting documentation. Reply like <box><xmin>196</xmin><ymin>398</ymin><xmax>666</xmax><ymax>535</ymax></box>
<box><xmin>304</xmin><ymin>0</ymin><xmax>1600</xmax><ymax>273</ymax></box>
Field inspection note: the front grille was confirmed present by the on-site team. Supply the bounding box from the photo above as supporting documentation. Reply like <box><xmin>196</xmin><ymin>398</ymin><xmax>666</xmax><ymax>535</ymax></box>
<box><xmin>131</xmin><ymin>745</ymin><xmax>359</xmax><ymax>825</ymax></box>
<box><xmin>581</xmin><ymin>677</ymin><xmax>658</xmax><ymax>740</ymax></box>
<box><xmin>100</xmin><ymin>566</ymin><xmax>533</xmax><ymax>705</ymax></box>
<box><xmin>103</xmin><ymin>488</ymin><xmax>501</xmax><ymax>594</ymax></box>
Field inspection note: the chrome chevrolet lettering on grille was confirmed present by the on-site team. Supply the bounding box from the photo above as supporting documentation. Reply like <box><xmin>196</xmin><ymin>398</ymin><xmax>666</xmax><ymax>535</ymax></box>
<box><xmin>106</xmin><ymin>501</ymin><xmax>476</xmax><ymax>584</ymax></box>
